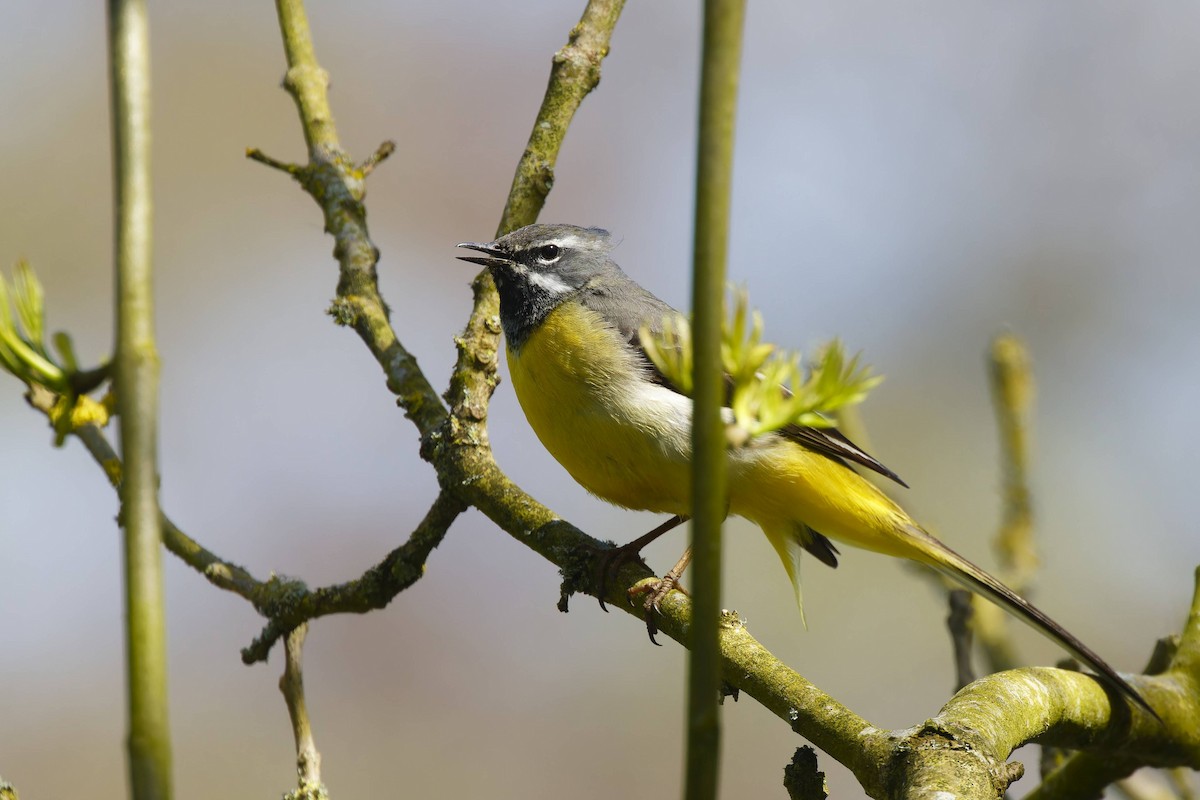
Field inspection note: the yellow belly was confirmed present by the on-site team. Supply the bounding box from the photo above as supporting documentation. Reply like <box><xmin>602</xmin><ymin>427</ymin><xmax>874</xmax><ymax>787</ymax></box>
<box><xmin>507</xmin><ymin>302</ymin><xmax>692</xmax><ymax>514</ymax></box>
<box><xmin>508</xmin><ymin>301</ymin><xmax>916</xmax><ymax>560</ymax></box>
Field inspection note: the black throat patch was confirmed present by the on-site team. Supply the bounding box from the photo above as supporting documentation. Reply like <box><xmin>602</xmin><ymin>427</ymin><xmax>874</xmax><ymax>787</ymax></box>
<box><xmin>491</xmin><ymin>266</ymin><xmax>575</xmax><ymax>351</ymax></box>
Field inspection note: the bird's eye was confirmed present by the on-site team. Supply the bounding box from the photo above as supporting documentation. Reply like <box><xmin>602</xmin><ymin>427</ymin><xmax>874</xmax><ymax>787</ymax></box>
<box><xmin>536</xmin><ymin>244</ymin><xmax>561</xmax><ymax>263</ymax></box>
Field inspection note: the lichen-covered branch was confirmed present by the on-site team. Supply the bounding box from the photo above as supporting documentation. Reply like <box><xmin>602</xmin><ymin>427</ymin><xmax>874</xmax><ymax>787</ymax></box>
<box><xmin>496</xmin><ymin>0</ymin><xmax>626</xmax><ymax>235</ymax></box>
<box><xmin>25</xmin><ymin>384</ymin><xmax>462</xmax><ymax>664</ymax></box>
<box><xmin>913</xmin><ymin>565</ymin><xmax>1200</xmax><ymax>797</ymax></box>
<box><xmin>279</xmin><ymin>625</ymin><xmax>327</xmax><ymax>800</ymax></box>
<box><xmin>255</xmin><ymin>0</ymin><xmax>448</xmax><ymax>439</ymax></box>
<box><xmin>444</xmin><ymin>0</ymin><xmax>627</xmax><ymax>447</ymax></box>
<box><xmin>238</xmin><ymin>491</ymin><xmax>464</xmax><ymax>664</ymax></box>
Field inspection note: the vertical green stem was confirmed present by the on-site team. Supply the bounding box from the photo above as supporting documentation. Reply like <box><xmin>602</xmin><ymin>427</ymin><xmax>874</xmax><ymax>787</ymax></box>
<box><xmin>687</xmin><ymin>1</ymin><xmax>746</xmax><ymax>798</ymax></box>
<box><xmin>274</xmin><ymin>0</ymin><xmax>339</xmax><ymax>155</ymax></box>
<box><xmin>108</xmin><ymin>1</ymin><xmax>172</xmax><ymax>798</ymax></box>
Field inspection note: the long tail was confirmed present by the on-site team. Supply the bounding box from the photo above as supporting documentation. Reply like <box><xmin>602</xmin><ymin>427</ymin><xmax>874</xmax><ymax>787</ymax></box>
<box><xmin>908</xmin><ymin>526</ymin><xmax>1158</xmax><ymax>721</ymax></box>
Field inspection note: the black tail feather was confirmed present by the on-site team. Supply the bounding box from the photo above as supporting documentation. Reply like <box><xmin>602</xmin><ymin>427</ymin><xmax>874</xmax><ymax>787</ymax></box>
<box><xmin>918</xmin><ymin>534</ymin><xmax>1159</xmax><ymax>722</ymax></box>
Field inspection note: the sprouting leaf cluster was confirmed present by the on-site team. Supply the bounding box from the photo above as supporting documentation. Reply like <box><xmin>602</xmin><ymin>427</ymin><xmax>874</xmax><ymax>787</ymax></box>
<box><xmin>1</xmin><ymin>261</ymin><xmax>110</xmax><ymax>442</ymax></box>
<box><xmin>639</xmin><ymin>287</ymin><xmax>882</xmax><ymax>446</ymax></box>
<box><xmin>0</xmin><ymin>261</ymin><xmax>70</xmax><ymax>391</ymax></box>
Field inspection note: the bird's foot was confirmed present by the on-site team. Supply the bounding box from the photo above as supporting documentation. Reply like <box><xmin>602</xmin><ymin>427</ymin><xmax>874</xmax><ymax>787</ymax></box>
<box><xmin>586</xmin><ymin>515</ymin><xmax>689</xmax><ymax>612</ymax></box>
<box><xmin>588</xmin><ymin>539</ymin><xmax>653</xmax><ymax>612</ymax></box>
<box><xmin>628</xmin><ymin>572</ymin><xmax>689</xmax><ymax>644</ymax></box>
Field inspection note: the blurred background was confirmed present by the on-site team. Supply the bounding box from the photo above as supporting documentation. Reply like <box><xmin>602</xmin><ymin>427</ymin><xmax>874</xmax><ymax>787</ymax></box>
<box><xmin>1</xmin><ymin>2</ymin><xmax>1197</xmax><ymax>797</ymax></box>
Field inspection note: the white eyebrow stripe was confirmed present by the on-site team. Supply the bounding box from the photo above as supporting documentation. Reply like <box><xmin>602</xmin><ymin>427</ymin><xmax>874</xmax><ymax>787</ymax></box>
<box><xmin>527</xmin><ymin>269</ymin><xmax>572</xmax><ymax>295</ymax></box>
<box><xmin>541</xmin><ymin>235</ymin><xmax>580</xmax><ymax>250</ymax></box>
<box><xmin>539</xmin><ymin>233</ymin><xmax>607</xmax><ymax>253</ymax></box>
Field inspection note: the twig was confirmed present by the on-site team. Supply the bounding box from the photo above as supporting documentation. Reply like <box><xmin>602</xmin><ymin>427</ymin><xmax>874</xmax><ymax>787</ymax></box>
<box><xmin>947</xmin><ymin>589</ymin><xmax>977</xmax><ymax>691</ymax></box>
<box><xmin>257</xmin><ymin>0</ymin><xmax>449</xmax><ymax>440</ymax></box>
<box><xmin>940</xmin><ymin>335</ymin><xmax>1039</xmax><ymax>687</ymax></box>
<box><xmin>964</xmin><ymin>333</ymin><xmax>1039</xmax><ymax>676</ymax></box>
<box><xmin>687</xmin><ymin>1</ymin><xmax>746</xmax><ymax>798</ymax></box>
<box><xmin>989</xmin><ymin>333</ymin><xmax>1038</xmax><ymax>585</ymax></box>
<box><xmin>239</xmin><ymin>491</ymin><xmax>464</xmax><ymax>663</ymax></box>
<box><xmin>1168</xmin><ymin>769</ymin><xmax>1197</xmax><ymax>800</ymax></box>
<box><xmin>26</xmin><ymin>383</ymin><xmax>462</xmax><ymax>664</ymax></box>
<box><xmin>783</xmin><ymin>747</ymin><xmax>828</xmax><ymax>800</ymax></box>
<box><xmin>279</xmin><ymin>625</ymin><xmax>327</xmax><ymax>800</ymax></box>
<box><xmin>445</xmin><ymin>0</ymin><xmax>628</xmax><ymax>445</ymax></box>
<box><xmin>107</xmin><ymin>0</ymin><xmax>172</xmax><ymax>796</ymax></box>
<box><xmin>1115</xmin><ymin>772</ymin><xmax>1184</xmax><ymax>800</ymax></box>
<box><xmin>496</xmin><ymin>0</ymin><xmax>627</xmax><ymax>235</ymax></box>
<box><xmin>1026</xmin><ymin>753</ymin><xmax>1142</xmax><ymax>800</ymax></box>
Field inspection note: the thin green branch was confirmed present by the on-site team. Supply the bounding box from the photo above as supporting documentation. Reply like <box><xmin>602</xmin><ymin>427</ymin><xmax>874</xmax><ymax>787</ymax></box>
<box><xmin>1025</xmin><ymin>753</ymin><xmax>1141</xmax><ymax>800</ymax></box>
<box><xmin>962</xmin><ymin>333</ymin><xmax>1039</xmax><ymax>675</ymax></box>
<box><xmin>989</xmin><ymin>333</ymin><xmax>1038</xmax><ymax>584</ymax></box>
<box><xmin>1115</xmin><ymin>771</ymin><xmax>1187</xmax><ymax>800</ymax></box>
<box><xmin>687</xmin><ymin>1</ymin><xmax>746</xmax><ymax>798</ymax></box>
<box><xmin>274</xmin><ymin>0</ymin><xmax>336</xmax><ymax>155</ymax></box>
<box><xmin>107</xmin><ymin>0</ymin><xmax>172</xmax><ymax>797</ymax></box>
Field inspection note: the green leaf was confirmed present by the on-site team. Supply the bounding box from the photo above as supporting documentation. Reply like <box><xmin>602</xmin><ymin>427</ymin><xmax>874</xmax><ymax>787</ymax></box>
<box><xmin>53</xmin><ymin>331</ymin><xmax>79</xmax><ymax>373</ymax></box>
<box><xmin>0</xmin><ymin>263</ymin><xmax>65</xmax><ymax>389</ymax></box>
<box><xmin>13</xmin><ymin>260</ymin><xmax>46</xmax><ymax>352</ymax></box>
<box><xmin>639</xmin><ymin>285</ymin><xmax>883</xmax><ymax>444</ymax></box>
<box><xmin>0</xmin><ymin>271</ymin><xmax>12</xmax><ymax>334</ymax></box>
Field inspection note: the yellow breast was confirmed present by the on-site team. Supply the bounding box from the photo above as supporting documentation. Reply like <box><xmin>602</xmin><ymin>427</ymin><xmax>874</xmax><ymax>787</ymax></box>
<box><xmin>506</xmin><ymin>302</ymin><xmax>693</xmax><ymax>514</ymax></box>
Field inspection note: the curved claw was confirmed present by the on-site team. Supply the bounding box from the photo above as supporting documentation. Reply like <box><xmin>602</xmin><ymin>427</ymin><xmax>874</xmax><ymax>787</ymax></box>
<box><xmin>629</xmin><ymin>573</ymin><xmax>690</xmax><ymax>644</ymax></box>
<box><xmin>587</xmin><ymin>515</ymin><xmax>689</xmax><ymax>610</ymax></box>
<box><xmin>591</xmin><ymin>540</ymin><xmax>651</xmax><ymax>612</ymax></box>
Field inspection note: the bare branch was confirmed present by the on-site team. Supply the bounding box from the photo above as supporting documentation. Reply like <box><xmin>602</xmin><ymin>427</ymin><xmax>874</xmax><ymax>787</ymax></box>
<box><xmin>279</xmin><ymin>625</ymin><xmax>327</xmax><ymax>800</ymax></box>
<box><xmin>25</xmin><ymin>384</ymin><xmax>463</xmax><ymax>663</ymax></box>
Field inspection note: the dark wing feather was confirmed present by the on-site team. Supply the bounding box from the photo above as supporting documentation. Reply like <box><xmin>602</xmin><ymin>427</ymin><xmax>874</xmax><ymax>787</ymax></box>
<box><xmin>799</xmin><ymin>527</ymin><xmax>840</xmax><ymax>568</ymax></box>
<box><xmin>577</xmin><ymin>276</ymin><xmax>906</xmax><ymax>487</ymax></box>
<box><xmin>780</xmin><ymin>424</ymin><xmax>908</xmax><ymax>487</ymax></box>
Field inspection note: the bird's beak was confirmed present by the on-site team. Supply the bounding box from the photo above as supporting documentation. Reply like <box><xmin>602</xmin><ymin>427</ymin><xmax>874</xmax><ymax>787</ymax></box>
<box><xmin>456</xmin><ymin>241</ymin><xmax>511</xmax><ymax>268</ymax></box>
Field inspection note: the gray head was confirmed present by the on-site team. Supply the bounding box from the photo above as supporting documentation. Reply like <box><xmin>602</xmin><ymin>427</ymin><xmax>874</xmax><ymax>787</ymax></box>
<box><xmin>457</xmin><ymin>223</ymin><xmax>622</xmax><ymax>347</ymax></box>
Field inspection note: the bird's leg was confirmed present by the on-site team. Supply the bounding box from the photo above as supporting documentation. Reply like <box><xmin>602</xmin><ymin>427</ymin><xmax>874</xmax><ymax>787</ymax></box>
<box><xmin>629</xmin><ymin>546</ymin><xmax>693</xmax><ymax>644</ymax></box>
<box><xmin>592</xmin><ymin>514</ymin><xmax>688</xmax><ymax>611</ymax></box>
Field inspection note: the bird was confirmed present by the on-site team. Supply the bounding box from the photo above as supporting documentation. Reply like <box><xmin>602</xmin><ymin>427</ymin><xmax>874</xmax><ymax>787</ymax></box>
<box><xmin>457</xmin><ymin>222</ymin><xmax>1155</xmax><ymax>719</ymax></box>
